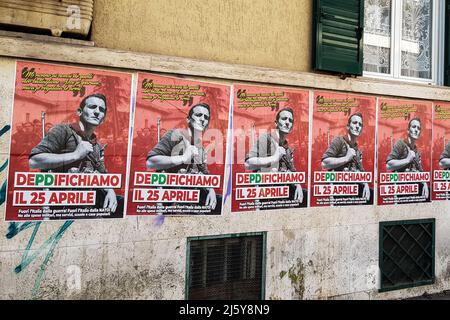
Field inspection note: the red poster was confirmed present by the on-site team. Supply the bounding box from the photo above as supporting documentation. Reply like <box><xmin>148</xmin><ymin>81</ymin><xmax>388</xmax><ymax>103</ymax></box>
<box><xmin>311</xmin><ymin>91</ymin><xmax>376</xmax><ymax>207</ymax></box>
<box><xmin>231</xmin><ymin>84</ymin><xmax>309</xmax><ymax>212</ymax></box>
<box><xmin>127</xmin><ymin>73</ymin><xmax>230</xmax><ymax>215</ymax></box>
<box><xmin>431</xmin><ymin>102</ymin><xmax>450</xmax><ymax>201</ymax></box>
<box><xmin>6</xmin><ymin>61</ymin><xmax>133</xmax><ymax>221</ymax></box>
<box><xmin>377</xmin><ymin>98</ymin><xmax>432</xmax><ymax>205</ymax></box>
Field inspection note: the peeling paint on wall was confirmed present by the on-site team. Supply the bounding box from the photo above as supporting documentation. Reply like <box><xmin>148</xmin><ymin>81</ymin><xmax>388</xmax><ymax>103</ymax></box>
<box><xmin>287</xmin><ymin>258</ymin><xmax>306</xmax><ymax>300</ymax></box>
<box><xmin>279</xmin><ymin>258</ymin><xmax>306</xmax><ymax>300</ymax></box>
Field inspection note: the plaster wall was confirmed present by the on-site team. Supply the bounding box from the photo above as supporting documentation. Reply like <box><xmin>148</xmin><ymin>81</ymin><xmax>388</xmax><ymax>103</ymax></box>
<box><xmin>1</xmin><ymin>56</ymin><xmax>449</xmax><ymax>300</ymax></box>
<box><xmin>91</xmin><ymin>0</ymin><xmax>312</xmax><ymax>72</ymax></box>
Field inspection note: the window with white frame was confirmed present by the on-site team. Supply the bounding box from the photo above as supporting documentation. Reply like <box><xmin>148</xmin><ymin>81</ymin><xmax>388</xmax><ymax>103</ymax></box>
<box><xmin>363</xmin><ymin>0</ymin><xmax>443</xmax><ymax>84</ymax></box>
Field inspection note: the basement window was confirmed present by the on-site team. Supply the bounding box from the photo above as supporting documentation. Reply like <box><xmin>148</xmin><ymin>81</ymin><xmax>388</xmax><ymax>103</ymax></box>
<box><xmin>186</xmin><ymin>232</ymin><xmax>266</xmax><ymax>300</ymax></box>
<box><xmin>379</xmin><ymin>219</ymin><xmax>435</xmax><ymax>292</ymax></box>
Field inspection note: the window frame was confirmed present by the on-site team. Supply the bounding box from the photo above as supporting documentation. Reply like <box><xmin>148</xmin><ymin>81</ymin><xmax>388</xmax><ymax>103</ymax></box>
<box><xmin>185</xmin><ymin>232</ymin><xmax>267</xmax><ymax>300</ymax></box>
<box><xmin>363</xmin><ymin>0</ymin><xmax>445</xmax><ymax>85</ymax></box>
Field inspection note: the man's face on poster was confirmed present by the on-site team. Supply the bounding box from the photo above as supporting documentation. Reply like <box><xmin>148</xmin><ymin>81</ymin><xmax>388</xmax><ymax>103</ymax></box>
<box><xmin>45</xmin><ymin>123</ymin><xmax>53</xmax><ymax>133</ymax></box>
<box><xmin>188</xmin><ymin>105</ymin><xmax>210</xmax><ymax>132</ymax></box>
<box><xmin>348</xmin><ymin>115</ymin><xmax>363</xmax><ymax>137</ymax></box>
<box><xmin>276</xmin><ymin>110</ymin><xmax>294</xmax><ymax>134</ymax></box>
<box><xmin>79</xmin><ymin>96</ymin><xmax>106</xmax><ymax>127</ymax></box>
<box><xmin>23</xmin><ymin>123</ymin><xmax>33</xmax><ymax>134</ymax></box>
<box><xmin>408</xmin><ymin>119</ymin><xmax>421</xmax><ymax>140</ymax></box>
<box><xmin>142</xmin><ymin>128</ymin><xmax>151</xmax><ymax>137</ymax></box>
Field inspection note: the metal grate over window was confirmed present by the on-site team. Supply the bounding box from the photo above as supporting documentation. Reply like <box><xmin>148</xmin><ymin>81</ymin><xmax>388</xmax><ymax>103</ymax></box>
<box><xmin>379</xmin><ymin>219</ymin><xmax>435</xmax><ymax>292</ymax></box>
<box><xmin>186</xmin><ymin>233</ymin><xmax>265</xmax><ymax>300</ymax></box>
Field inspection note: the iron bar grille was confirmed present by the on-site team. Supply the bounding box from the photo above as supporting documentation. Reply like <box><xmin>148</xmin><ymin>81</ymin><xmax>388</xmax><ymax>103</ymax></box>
<box><xmin>187</xmin><ymin>234</ymin><xmax>264</xmax><ymax>300</ymax></box>
<box><xmin>379</xmin><ymin>219</ymin><xmax>435</xmax><ymax>292</ymax></box>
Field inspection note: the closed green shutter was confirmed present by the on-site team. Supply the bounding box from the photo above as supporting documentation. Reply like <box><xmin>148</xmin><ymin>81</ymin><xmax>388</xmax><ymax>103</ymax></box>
<box><xmin>313</xmin><ymin>0</ymin><xmax>365</xmax><ymax>76</ymax></box>
<box><xmin>445</xmin><ymin>0</ymin><xmax>450</xmax><ymax>86</ymax></box>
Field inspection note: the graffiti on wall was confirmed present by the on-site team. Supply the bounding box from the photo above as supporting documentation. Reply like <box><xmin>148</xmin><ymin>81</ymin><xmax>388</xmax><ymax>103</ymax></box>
<box><xmin>6</xmin><ymin>220</ymin><xmax>74</xmax><ymax>298</ymax></box>
<box><xmin>1</xmin><ymin>123</ymin><xmax>73</xmax><ymax>298</ymax></box>
<box><xmin>0</xmin><ymin>125</ymin><xmax>10</xmax><ymax>206</ymax></box>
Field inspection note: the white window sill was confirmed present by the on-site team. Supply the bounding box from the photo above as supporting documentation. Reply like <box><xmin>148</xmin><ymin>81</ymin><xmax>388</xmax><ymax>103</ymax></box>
<box><xmin>362</xmin><ymin>72</ymin><xmax>437</xmax><ymax>87</ymax></box>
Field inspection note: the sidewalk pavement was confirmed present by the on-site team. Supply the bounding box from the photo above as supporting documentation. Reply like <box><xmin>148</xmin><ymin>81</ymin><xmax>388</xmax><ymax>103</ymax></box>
<box><xmin>405</xmin><ymin>290</ymin><xmax>450</xmax><ymax>300</ymax></box>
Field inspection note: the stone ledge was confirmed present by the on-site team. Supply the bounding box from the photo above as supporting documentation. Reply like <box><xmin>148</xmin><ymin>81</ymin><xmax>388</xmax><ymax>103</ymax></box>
<box><xmin>0</xmin><ymin>35</ymin><xmax>449</xmax><ymax>101</ymax></box>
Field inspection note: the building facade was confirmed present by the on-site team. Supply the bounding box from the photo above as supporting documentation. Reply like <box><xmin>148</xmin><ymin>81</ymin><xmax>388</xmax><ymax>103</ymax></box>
<box><xmin>0</xmin><ymin>0</ymin><xmax>450</xmax><ymax>299</ymax></box>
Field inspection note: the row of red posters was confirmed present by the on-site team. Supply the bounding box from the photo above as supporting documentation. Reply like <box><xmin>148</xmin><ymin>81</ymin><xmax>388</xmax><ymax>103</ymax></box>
<box><xmin>4</xmin><ymin>61</ymin><xmax>448</xmax><ymax>220</ymax></box>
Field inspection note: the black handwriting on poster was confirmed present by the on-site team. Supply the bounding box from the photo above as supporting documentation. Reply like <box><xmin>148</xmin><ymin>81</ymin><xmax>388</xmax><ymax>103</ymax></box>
<box><xmin>20</xmin><ymin>67</ymin><xmax>101</xmax><ymax>97</ymax></box>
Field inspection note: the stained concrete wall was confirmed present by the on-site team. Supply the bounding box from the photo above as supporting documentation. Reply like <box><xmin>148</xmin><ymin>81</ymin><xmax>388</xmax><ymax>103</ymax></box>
<box><xmin>91</xmin><ymin>0</ymin><xmax>312</xmax><ymax>72</ymax></box>
<box><xmin>1</xmin><ymin>55</ymin><xmax>450</xmax><ymax>300</ymax></box>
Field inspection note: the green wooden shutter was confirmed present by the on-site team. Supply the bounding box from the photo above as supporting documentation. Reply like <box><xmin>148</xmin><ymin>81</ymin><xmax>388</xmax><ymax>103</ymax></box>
<box><xmin>313</xmin><ymin>0</ymin><xmax>365</xmax><ymax>76</ymax></box>
<box><xmin>445</xmin><ymin>0</ymin><xmax>450</xmax><ymax>86</ymax></box>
